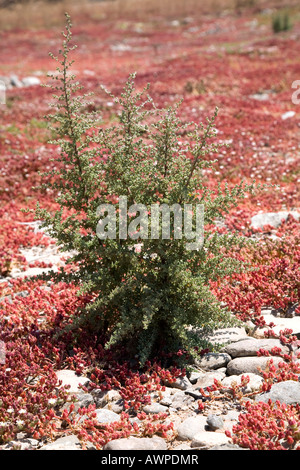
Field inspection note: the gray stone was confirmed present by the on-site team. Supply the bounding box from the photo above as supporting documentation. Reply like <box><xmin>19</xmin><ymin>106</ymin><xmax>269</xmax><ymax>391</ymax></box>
<box><xmin>209</xmin><ymin>443</ymin><xmax>246</xmax><ymax>450</ymax></box>
<box><xmin>159</xmin><ymin>394</ymin><xmax>173</xmax><ymax>406</ymax></box>
<box><xmin>94</xmin><ymin>409</ymin><xmax>121</xmax><ymax>424</ymax></box>
<box><xmin>143</xmin><ymin>403</ymin><xmax>169</xmax><ymax>414</ymax></box>
<box><xmin>206</xmin><ymin>414</ymin><xmax>224</xmax><ymax>431</ymax></box>
<box><xmin>255</xmin><ymin>380</ymin><xmax>300</xmax><ymax>405</ymax></box>
<box><xmin>195</xmin><ymin>352</ymin><xmax>231</xmax><ymax>370</ymax></box>
<box><xmin>204</xmin><ymin>327</ymin><xmax>249</xmax><ymax>346</ymax></box>
<box><xmin>39</xmin><ymin>434</ymin><xmax>82</xmax><ymax>450</ymax></box>
<box><xmin>92</xmin><ymin>389</ymin><xmax>122</xmax><ymax>408</ymax></box>
<box><xmin>172</xmin><ymin>443</ymin><xmax>192</xmax><ymax>450</ymax></box>
<box><xmin>226</xmin><ymin>356</ymin><xmax>282</xmax><ymax>376</ymax></box>
<box><xmin>10</xmin><ymin>74</ymin><xmax>23</xmax><ymax>87</ymax></box>
<box><xmin>75</xmin><ymin>393</ymin><xmax>94</xmax><ymax>408</ymax></box>
<box><xmin>225</xmin><ymin>338</ymin><xmax>289</xmax><ymax>358</ymax></box>
<box><xmin>3</xmin><ymin>437</ymin><xmax>39</xmax><ymax>450</ymax></box>
<box><xmin>170</xmin><ymin>392</ymin><xmax>194</xmax><ymax>410</ymax></box>
<box><xmin>104</xmin><ymin>436</ymin><xmax>167</xmax><ymax>450</ymax></box>
<box><xmin>105</xmin><ymin>399</ymin><xmax>124</xmax><ymax>414</ymax></box>
<box><xmin>164</xmin><ymin>375</ymin><xmax>191</xmax><ymax>390</ymax></box>
<box><xmin>176</xmin><ymin>416</ymin><xmax>207</xmax><ymax>440</ymax></box>
<box><xmin>250</xmin><ymin>211</ymin><xmax>300</xmax><ymax>230</ymax></box>
<box><xmin>192</xmin><ymin>370</ymin><xmax>226</xmax><ymax>391</ymax></box>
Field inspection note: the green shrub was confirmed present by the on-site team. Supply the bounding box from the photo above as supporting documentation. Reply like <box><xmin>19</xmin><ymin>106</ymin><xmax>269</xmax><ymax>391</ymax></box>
<box><xmin>34</xmin><ymin>14</ymin><xmax>259</xmax><ymax>366</ymax></box>
<box><xmin>272</xmin><ymin>11</ymin><xmax>292</xmax><ymax>33</ymax></box>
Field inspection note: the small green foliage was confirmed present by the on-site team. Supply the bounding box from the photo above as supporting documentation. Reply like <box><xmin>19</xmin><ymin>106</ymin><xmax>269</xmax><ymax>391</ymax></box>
<box><xmin>35</xmin><ymin>13</ymin><xmax>259</xmax><ymax>366</ymax></box>
<box><xmin>272</xmin><ymin>10</ymin><xmax>292</xmax><ymax>34</ymax></box>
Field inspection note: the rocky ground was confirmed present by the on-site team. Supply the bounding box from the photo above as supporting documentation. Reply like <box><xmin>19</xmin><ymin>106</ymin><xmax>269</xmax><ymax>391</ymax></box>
<box><xmin>0</xmin><ymin>213</ymin><xmax>299</xmax><ymax>451</ymax></box>
<box><xmin>1</xmin><ymin>302</ymin><xmax>299</xmax><ymax>451</ymax></box>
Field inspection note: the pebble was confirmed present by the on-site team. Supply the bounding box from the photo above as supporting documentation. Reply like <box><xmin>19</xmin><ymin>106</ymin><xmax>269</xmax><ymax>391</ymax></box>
<box><xmin>189</xmin><ymin>369</ymin><xmax>226</xmax><ymax>392</ymax></box>
<box><xmin>55</xmin><ymin>369</ymin><xmax>90</xmax><ymax>393</ymax></box>
<box><xmin>226</xmin><ymin>356</ymin><xmax>283</xmax><ymax>376</ymax></box>
<box><xmin>221</xmin><ymin>373</ymin><xmax>263</xmax><ymax>393</ymax></box>
<box><xmin>39</xmin><ymin>435</ymin><xmax>82</xmax><ymax>450</ymax></box>
<box><xmin>104</xmin><ymin>436</ymin><xmax>167</xmax><ymax>450</ymax></box>
<box><xmin>255</xmin><ymin>313</ymin><xmax>300</xmax><ymax>338</ymax></box>
<box><xmin>176</xmin><ymin>416</ymin><xmax>207</xmax><ymax>440</ymax></box>
<box><xmin>194</xmin><ymin>352</ymin><xmax>231</xmax><ymax>370</ymax></box>
<box><xmin>191</xmin><ymin>431</ymin><xmax>231</xmax><ymax>449</ymax></box>
<box><xmin>0</xmin><ymin>74</ymin><xmax>41</xmax><ymax>90</ymax></box>
<box><xmin>225</xmin><ymin>338</ymin><xmax>289</xmax><ymax>357</ymax></box>
<box><xmin>94</xmin><ymin>409</ymin><xmax>121</xmax><ymax>424</ymax></box>
<box><xmin>206</xmin><ymin>414</ymin><xmax>224</xmax><ymax>431</ymax></box>
<box><xmin>255</xmin><ymin>380</ymin><xmax>300</xmax><ymax>405</ymax></box>
<box><xmin>281</xmin><ymin>111</ymin><xmax>296</xmax><ymax>120</ymax></box>
<box><xmin>250</xmin><ymin>211</ymin><xmax>300</xmax><ymax>230</ymax></box>
<box><xmin>143</xmin><ymin>403</ymin><xmax>169</xmax><ymax>414</ymax></box>
<box><xmin>22</xmin><ymin>76</ymin><xmax>41</xmax><ymax>87</ymax></box>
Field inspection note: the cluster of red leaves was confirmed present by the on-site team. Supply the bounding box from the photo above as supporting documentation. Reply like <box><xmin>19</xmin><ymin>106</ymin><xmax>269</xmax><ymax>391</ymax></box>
<box><xmin>210</xmin><ymin>220</ymin><xmax>300</xmax><ymax>325</ymax></box>
<box><xmin>226</xmin><ymin>399</ymin><xmax>300</xmax><ymax>450</ymax></box>
<box><xmin>0</xmin><ymin>278</ymin><xmax>180</xmax><ymax>446</ymax></box>
<box><xmin>86</xmin><ymin>360</ymin><xmax>184</xmax><ymax>413</ymax></box>
<box><xmin>61</xmin><ymin>405</ymin><xmax>174</xmax><ymax>450</ymax></box>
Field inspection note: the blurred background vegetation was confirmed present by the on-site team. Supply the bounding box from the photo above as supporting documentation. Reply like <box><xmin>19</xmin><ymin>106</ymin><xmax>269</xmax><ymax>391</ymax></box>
<box><xmin>0</xmin><ymin>0</ymin><xmax>299</xmax><ymax>30</ymax></box>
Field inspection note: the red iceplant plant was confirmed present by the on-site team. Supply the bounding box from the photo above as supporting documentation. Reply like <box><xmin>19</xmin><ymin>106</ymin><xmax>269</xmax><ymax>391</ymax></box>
<box><xmin>1</xmin><ymin>10</ymin><xmax>300</xmax><ymax>450</ymax></box>
<box><xmin>58</xmin><ymin>405</ymin><xmax>174</xmax><ymax>449</ymax></box>
<box><xmin>87</xmin><ymin>361</ymin><xmax>184</xmax><ymax>413</ymax></box>
<box><xmin>226</xmin><ymin>400</ymin><xmax>300</xmax><ymax>450</ymax></box>
<box><xmin>0</xmin><ymin>278</ymin><xmax>181</xmax><ymax>446</ymax></box>
<box><xmin>210</xmin><ymin>231</ymin><xmax>300</xmax><ymax>325</ymax></box>
<box><xmin>255</xmin><ymin>329</ymin><xmax>300</xmax><ymax>392</ymax></box>
<box><xmin>0</xmin><ymin>338</ymin><xmax>73</xmax><ymax>443</ymax></box>
<box><xmin>197</xmin><ymin>374</ymin><xmax>255</xmax><ymax>412</ymax></box>
<box><xmin>55</xmin><ymin>405</ymin><xmax>135</xmax><ymax>450</ymax></box>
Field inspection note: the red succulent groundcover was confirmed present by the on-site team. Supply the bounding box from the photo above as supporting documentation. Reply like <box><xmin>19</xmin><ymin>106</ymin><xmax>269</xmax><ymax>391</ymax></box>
<box><xmin>0</xmin><ymin>6</ymin><xmax>299</xmax><ymax>449</ymax></box>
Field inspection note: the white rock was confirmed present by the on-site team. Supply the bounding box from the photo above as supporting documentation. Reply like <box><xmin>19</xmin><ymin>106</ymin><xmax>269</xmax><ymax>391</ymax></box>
<box><xmin>281</xmin><ymin>111</ymin><xmax>295</xmax><ymax>120</ymax></box>
<box><xmin>255</xmin><ymin>314</ymin><xmax>300</xmax><ymax>338</ymax></box>
<box><xmin>250</xmin><ymin>211</ymin><xmax>299</xmax><ymax>230</ymax></box>
<box><xmin>191</xmin><ymin>431</ymin><xmax>231</xmax><ymax>448</ymax></box>
<box><xmin>94</xmin><ymin>409</ymin><xmax>121</xmax><ymax>424</ymax></box>
<box><xmin>55</xmin><ymin>369</ymin><xmax>90</xmax><ymax>393</ymax></box>
<box><xmin>176</xmin><ymin>416</ymin><xmax>207</xmax><ymax>440</ymax></box>
<box><xmin>221</xmin><ymin>372</ymin><xmax>263</xmax><ymax>393</ymax></box>
<box><xmin>104</xmin><ymin>436</ymin><xmax>167</xmax><ymax>450</ymax></box>
<box><xmin>22</xmin><ymin>76</ymin><xmax>41</xmax><ymax>87</ymax></box>
<box><xmin>193</xmin><ymin>327</ymin><xmax>249</xmax><ymax>346</ymax></box>
<box><xmin>250</xmin><ymin>93</ymin><xmax>270</xmax><ymax>101</ymax></box>
<box><xmin>226</xmin><ymin>356</ymin><xmax>282</xmax><ymax>376</ymax></box>
<box><xmin>225</xmin><ymin>338</ymin><xmax>289</xmax><ymax>357</ymax></box>
<box><xmin>39</xmin><ymin>434</ymin><xmax>82</xmax><ymax>450</ymax></box>
<box><xmin>143</xmin><ymin>403</ymin><xmax>169</xmax><ymax>414</ymax></box>
<box><xmin>193</xmin><ymin>370</ymin><xmax>226</xmax><ymax>390</ymax></box>
<box><xmin>195</xmin><ymin>352</ymin><xmax>231</xmax><ymax>370</ymax></box>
